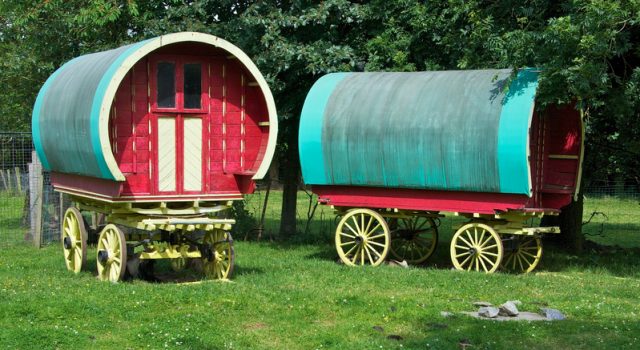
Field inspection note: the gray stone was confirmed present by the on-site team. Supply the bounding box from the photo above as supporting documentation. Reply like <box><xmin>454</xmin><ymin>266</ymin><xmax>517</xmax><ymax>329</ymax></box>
<box><xmin>440</xmin><ymin>311</ymin><xmax>455</xmax><ymax>318</ymax></box>
<box><xmin>478</xmin><ymin>306</ymin><xmax>500</xmax><ymax>318</ymax></box>
<box><xmin>388</xmin><ymin>260</ymin><xmax>409</xmax><ymax>268</ymax></box>
<box><xmin>473</xmin><ymin>301</ymin><xmax>493</xmax><ymax>307</ymax></box>
<box><xmin>507</xmin><ymin>300</ymin><xmax>523</xmax><ymax>306</ymax></box>
<box><xmin>462</xmin><ymin>311</ymin><xmax>548</xmax><ymax>321</ymax></box>
<box><xmin>499</xmin><ymin>301</ymin><xmax>520</xmax><ymax>316</ymax></box>
<box><xmin>540</xmin><ymin>308</ymin><xmax>566</xmax><ymax>320</ymax></box>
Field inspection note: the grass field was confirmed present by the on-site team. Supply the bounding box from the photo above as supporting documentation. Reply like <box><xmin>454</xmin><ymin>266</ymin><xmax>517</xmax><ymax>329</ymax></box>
<box><xmin>1</xmin><ymin>191</ymin><xmax>639</xmax><ymax>349</ymax></box>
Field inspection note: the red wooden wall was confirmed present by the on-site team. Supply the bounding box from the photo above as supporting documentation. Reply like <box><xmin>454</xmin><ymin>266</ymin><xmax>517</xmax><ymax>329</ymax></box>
<box><xmin>109</xmin><ymin>48</ymin><xmax>270</xmax><ymax>199</ymax></box>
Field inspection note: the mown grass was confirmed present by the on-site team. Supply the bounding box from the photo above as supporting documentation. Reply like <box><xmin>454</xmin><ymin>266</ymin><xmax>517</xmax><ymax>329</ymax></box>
<box><xmin>1</xmin><ymin>191</ymin><xmax>639</xmax><ymax>349</ymax></box>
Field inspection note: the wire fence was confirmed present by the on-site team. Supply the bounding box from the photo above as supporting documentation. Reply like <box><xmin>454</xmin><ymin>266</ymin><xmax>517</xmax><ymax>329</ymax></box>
<box><xmin>0</xmin><ymin>132</ymin><xmax>66</xmax><ymax>247</ymax></box>
<box><xmin>0</xmin><ymin>131</ymin><xmax>638</xmax><ymax>248</ymax></box>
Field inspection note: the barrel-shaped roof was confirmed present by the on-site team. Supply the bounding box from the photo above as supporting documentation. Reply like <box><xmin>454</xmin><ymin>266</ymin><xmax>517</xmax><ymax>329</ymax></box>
<box><xmin>299</xmin><ymin>69</ymin><xmax>539</xmax><ymax>195</ymax></box>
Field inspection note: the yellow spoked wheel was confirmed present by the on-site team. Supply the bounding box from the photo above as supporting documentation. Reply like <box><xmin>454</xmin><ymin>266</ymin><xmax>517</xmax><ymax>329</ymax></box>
<box><xmin>389</xmin><ymin>216</ymin><xmax>438</xmax><ymax>264</ymax></box>
<box><xmin>501</xmin><ymin>235</ymin><xmax>543</xmax><ymax>273</ymax></box>
<box><xmin>61</xmin><ymin>207</ymin><xmax>87</xmax><ymax>273</ymax></box>
<box><xmin>450</xmin><ymin>223</ymin><xmax>503</xmax><ymax>273</ymax></box>
<box><xmin>335</xmin><ymin>209</ymin><xmax>390</xmax><ymax>266</ymax></box>
<box><xmin>171</xmin><ymin>257</ymin><xmax>188</xmax><ymax>272</ymax></box>
<box><xmin>96</xmin><ymin>224</ymin><xmax>127</xmax><ymax>282</ymax></box>
<box><xmin>201</xmin><ymin>230</ymin><xmax>234</xmax><ymax>279</ymax></box>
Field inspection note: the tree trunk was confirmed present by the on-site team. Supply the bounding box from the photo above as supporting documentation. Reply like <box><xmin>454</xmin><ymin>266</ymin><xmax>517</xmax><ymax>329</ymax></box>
<box><xmin>278</xmin><ymin>119</ymin><xmax>300</xmax><ymax>238</ymax></box>
<box><xmin>541</xmin><ymin>194</ymin><xmax>584</xmax><ymax>253</ymax></box>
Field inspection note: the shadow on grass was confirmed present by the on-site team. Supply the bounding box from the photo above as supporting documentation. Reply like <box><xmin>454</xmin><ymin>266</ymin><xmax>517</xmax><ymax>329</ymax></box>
<box><xmin>84</xmin><ymin>253</ymin><xmax>265</xmax><ymax>284</ymax></box>
<box><xmin>250</xmin><ymin>227</ymin><xmax>640</xmax><ymax>278</ymax></box>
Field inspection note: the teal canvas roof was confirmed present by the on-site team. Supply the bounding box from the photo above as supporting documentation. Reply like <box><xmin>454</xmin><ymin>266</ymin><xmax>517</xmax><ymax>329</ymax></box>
<box><xmin>299</xmin><ymin>69</ymin><xmax>539</xmax><ymax>195</ymax></box>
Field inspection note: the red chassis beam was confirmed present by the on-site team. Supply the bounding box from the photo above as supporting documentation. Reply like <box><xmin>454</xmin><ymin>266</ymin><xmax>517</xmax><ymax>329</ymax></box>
<box><xmin>312</xmin><ymin>185</ymin><xmax>548</xmax><ymax>215</ymax></box>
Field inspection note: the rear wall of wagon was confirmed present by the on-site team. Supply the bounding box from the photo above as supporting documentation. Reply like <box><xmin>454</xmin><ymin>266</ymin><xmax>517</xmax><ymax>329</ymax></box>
<box><xmin>109</xmin><ymin>48</ymin><xmax>269</xmax><ymax>197</ymax></box>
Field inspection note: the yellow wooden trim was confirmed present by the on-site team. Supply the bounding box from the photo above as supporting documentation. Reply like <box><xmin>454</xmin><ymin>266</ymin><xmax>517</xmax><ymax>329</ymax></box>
<box><xmin>258</xmin><ymin>121</ymin><xmax>270</xmax><ymax>126</ymax></box>
<box><xmin>157</xmin><ymin>117</ymin><xmax>177</xmax><ymax>192</ymax></box>
<box><xmin>139</xmin><ymin>244</ymin><xmax>202</xmax><ymax>260</ymax></box>
<box><xmin>548</xmin><ymin>154</ymin><xmax>579</xmax><ymax>160</ymax></box>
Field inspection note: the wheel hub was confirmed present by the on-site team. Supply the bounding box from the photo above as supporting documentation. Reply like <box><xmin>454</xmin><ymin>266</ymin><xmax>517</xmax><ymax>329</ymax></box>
<box><xmin>63</xmin><ymin>236</ymin><xmax>72</xmax><ymax>250</ymax></box>
<box><xmin>97</xmin><ymin>250</ymin><xmax>110</xmax><ymax>264</ymax></box>
<box><xmin>355</xmin><ymin>235</ymin><xmax>364</xmax><ymax>244</ymax></box>
<box><xmin>468</xmin><ymin>247</ymin><xmax>477</xmax><ymax>256</ymax></box>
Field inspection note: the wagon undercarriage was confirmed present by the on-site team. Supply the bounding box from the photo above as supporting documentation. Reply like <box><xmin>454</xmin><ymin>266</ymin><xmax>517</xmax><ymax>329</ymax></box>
<box><xmin>61</xmin><ymin>196</ymin><xmax>236</xmax><ymax>282</ymax></box>
<box><xmin>333</xmin><ymin>207</ymin><xmax>559</xmax><ymax>274</ymax></box>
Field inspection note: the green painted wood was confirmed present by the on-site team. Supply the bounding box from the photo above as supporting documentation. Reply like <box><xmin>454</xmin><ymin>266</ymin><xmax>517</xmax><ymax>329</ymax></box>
<box><xmin>298</xmin><ymin>73</ymin><xmax>350</xmax><ymax>185</ymax></box>
<box><xmin>298</xmin><ymin>69</ymin><xmax>538</xmax><ymax>195</ymax></box>
<box><xmin>33</xmin><ymin>43</ymin><xmax>137</xmax><ymax>180</ymax></box>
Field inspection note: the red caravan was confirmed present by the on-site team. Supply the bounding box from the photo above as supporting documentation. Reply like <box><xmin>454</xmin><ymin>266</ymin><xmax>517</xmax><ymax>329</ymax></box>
<box><xmin>32</xmin><ymin>32</ymin><xmax>277</xmax><ymax>282</ymax></box>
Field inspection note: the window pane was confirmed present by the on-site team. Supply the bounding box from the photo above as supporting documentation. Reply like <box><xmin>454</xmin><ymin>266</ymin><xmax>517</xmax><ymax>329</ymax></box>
<box><xmin>184</xmin><ymin>63</ymin><xmax>201</xmax><ymax>109</ymax></box>
<box><xmin>157</xmin><ymin>62</ymin><xmax>175</xmax><ymax>108</ymax></box>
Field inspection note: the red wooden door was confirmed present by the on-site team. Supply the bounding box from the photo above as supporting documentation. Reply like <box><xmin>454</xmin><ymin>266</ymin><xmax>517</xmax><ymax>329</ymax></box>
<box><xmin>149</xmin><ymin>55</ymin><xmax>209</xmax><ymax>195</ymax></box>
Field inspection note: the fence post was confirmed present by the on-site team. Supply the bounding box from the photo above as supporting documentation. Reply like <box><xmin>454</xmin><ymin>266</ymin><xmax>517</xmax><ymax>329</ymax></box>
<box><xmin>29</xmin><ymin>151</ymin><xmax>43</xmax><ymax>248</ymax></box>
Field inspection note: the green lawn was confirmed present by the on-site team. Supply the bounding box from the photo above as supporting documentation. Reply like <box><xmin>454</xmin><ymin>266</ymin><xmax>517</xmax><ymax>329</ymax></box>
<box><xmin>1</xmin><ymin>191</ymin><xmax>639</xmax><ymax>349</ymax></box>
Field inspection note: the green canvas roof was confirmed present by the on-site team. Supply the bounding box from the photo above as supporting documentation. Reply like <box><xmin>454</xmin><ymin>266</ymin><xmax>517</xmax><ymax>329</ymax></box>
<box><xmin>298</xmin><ymin>69</ymin><xmax>539</xmax><ymax>195</ymax></box>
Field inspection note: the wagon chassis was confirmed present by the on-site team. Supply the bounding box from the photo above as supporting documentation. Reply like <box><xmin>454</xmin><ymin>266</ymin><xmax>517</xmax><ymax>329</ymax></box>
<box><xmin>61</xmin><ymin>195</ymin><xmax>236</xmax><ymax>282</ymax></box>
<box><xmin>332</xmin><ymin>206</ymin><xmax>559</xmax><ymax>273</ymax></box>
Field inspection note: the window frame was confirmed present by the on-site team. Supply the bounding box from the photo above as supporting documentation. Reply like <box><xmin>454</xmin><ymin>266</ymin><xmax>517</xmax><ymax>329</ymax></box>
<box><xmin>149</xmin><ymin>54</ymin><xmax>209</xmax><ymax>114</ymax></box>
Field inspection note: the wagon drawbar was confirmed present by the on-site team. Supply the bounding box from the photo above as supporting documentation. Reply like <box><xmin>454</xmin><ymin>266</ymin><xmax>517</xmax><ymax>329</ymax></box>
<box><xmin>33</xmin><ymin>32</ymin><xmax>278</xmax><ymax>282</ymax></box>
<box><xmin>299</xmin><ymin>69</ymin><xmax>583</xmax><ymax>273</ymax></box>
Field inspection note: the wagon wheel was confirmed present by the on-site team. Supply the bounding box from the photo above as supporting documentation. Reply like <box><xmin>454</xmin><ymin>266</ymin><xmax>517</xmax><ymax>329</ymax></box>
<box><xmin>450</xmin><ymin>223</ymin><xmax>503</xmax><ymax>273</ymax></box>
<box><xmin>335</xmin><ymin>209</ymin><xmax>390</xmax><ymax>266</ymax></box>
<box><xmin>170</xmin><ymin>258</ymin><xmax>188</xmax><ymax>272</ymax></box>
<box><xmin>501</xmin><ymin>235</ymin><xmax>542</xmax><ymax>273</ymax></box>
<box><xmin>389</xmin><ymin>216</ymin><xmax>438</xmax><ymax>264</ymax></box>
<box><xmin>96</xmin><ymin>224</ymin><xmax>127</xmax><ymax>282</ymax></box>
<box><xmin>61</xmin><ymin>207</ymin><xmax>88</xmax><ymax>273</ymax></box>
<box><xmin>201</xmin><ymin>230</ymin><xmax>235</xmax><ymax>279</ymax></box>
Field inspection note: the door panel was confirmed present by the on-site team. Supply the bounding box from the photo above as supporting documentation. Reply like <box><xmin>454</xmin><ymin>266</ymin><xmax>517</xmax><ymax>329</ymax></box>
<box><xmin>183</xmin><ymin>117</ymin><xmax>203</xmax><ymax>192</ymax></box>
<box><xmin>157</xmin><ymin>117</ymin><xmax>177</xmax><ymax>192</ymax></box>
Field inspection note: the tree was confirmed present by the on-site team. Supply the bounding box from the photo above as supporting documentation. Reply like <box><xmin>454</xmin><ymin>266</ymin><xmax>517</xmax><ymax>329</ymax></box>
<box><xmin>2</xmin><ymin>1</ymin><xmax>640</xmax><ymax>248</ymax></box>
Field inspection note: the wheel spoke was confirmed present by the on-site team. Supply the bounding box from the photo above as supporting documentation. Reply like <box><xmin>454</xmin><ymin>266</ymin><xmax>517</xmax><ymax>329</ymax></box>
<box><xmin>478</xmin><ymin>254</ymin><xmax>489</xmax><ymax>272</ymax></box>
<box><xmin>343</xmin><ymin>222</ymin><xmax>358</xmax><ymax>236</ymax></box>
<box><xmin>366</xmin><ymin>223</ymin><xmax>382</xmax><ymax>237</ymax></box>
<box><xmin>340</xmin><ymin>241</ymin><xmax>356</xmax><ymax>247</ymax></box>
<box><xmin>455</xmin><ymin>251</ymin><xmax>470</xmax><ymax>258</ymax></box>
<box><xmin>364</xmin><ymin>244</ymin><xmax>375</xmax><ymax>264</ymax></box>
<box><xmin>482</xmin><ymin>251</ymin><xmax>500</xmax><ymax>257</ymax></box>
<box><xmin>340</xmin><ymin>232</ymin><xmax>356</xmax><ymax>238</ymax></box>
<box><xmin>343</xmin><ymin>243</ymin><xmax>359</xmax><ymax>257</ymax></box>
<box><xmin>351</xmin><ymin>215</ymin><xmax>361</xmax><ymax>235</ymax></box>
<box><xmin>465</xmin><ymin>231</ymin><xmax>475</xmax><ymax>246</ymax></box>
<box><xmin>368</xmin><ymin>241</ymin><xmax>387</xmax><ymax>248</ymax></box>
<box><xmin>368</xmin><ymin>233</ymin><xmax>386</xmax><ymax>240</ymax></box>
<box><xmin>459</xmin><ymin>254</ymin><xmax>472</xmax><ymax>268</ymax></box>
<box><xmin>457</xmin><ymin>235</ymin><xmax>473</xmax><ymax>248</ymax></box>
<box><xmin>479</xmin><ymin>253</ymin><xmax>497</xmax><ymax>269</ymax></box>
<box><xmin>350</xmin><ymin>247</ymin><xmax>360</xmax><ymax>264</ymax></box>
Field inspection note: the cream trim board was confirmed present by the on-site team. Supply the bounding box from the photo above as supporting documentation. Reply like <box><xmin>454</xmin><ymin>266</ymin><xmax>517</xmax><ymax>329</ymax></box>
<box><xmin>157</xmin><ymin>117</ymin><xmax>177</xmax><ymax>192</ymax></box>
<box><xmin>183</xmin><ymin>117</ymin><xmax>203</xmax><ymax>191</ymax></box>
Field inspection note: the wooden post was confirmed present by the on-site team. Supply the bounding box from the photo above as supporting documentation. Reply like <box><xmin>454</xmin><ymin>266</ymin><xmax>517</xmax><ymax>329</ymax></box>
<box><xmin>15</xmin><ymin>166</ymin><xmax>22</xmax><ymax>193</ymax></box>
<box><xmin>0</xmin><ymin>169</ymin><xmax>7</xmax><ymax>190</ymax></box>
<box><xmin>5</xmin><ymin>169</ymin><xmax>12</xmax><ymax>193</ymax></box>
<box><xmin>29</xmin><ymin>151</ymin><xmax>43</xmax><ymax>248</ymax></box>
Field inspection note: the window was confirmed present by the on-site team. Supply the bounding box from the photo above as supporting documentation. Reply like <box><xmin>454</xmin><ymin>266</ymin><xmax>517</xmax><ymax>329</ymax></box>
<box><xmin>157</xmin><ymin>62</ymin><xmax>176</xmax><ymax>108</ymax></box>
<box><xmin>184</xmin><ymin>63</ymin><xmax>202</xmax><ymax>109</ymax></box>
